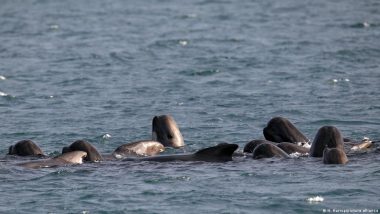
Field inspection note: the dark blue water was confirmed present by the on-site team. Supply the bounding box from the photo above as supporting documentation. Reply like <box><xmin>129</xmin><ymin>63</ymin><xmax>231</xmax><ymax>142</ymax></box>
<box><xmin>1</xmin><ymin>0</ymin><xmax>380</xmax><ymax>213</ymax></box>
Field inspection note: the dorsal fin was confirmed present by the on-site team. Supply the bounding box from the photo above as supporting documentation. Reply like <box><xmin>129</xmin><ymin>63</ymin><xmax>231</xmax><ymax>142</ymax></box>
<box><xmin>194</xmin><ymin>143</ymin><xmax>238</xmax><ymax>162</ymax></box>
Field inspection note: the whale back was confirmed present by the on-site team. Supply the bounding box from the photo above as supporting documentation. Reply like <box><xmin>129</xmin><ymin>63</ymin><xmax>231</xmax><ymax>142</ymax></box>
<box><xmin>193</xmin><ymin>143</ymin><xmax>239</xmax><ymax>162</ymax></box>
<box><xmin>263</xmin><ymin>117</ymin><xmax>308</xmax><ymax>143</ymax></box>
<box><xmin>18</xmin><ymin>151</ymin><xmax>87</xmax><ymax>169</ymax></box>
<box><xmin>113</xmin><ymin>140</ymin><xmax>164</xmax><ymax>158</ymax></box>
<box><xmin>62</xmin><ymin>140</ymin><xmax>103</xmax><ymax>162</ymax></box>
<box><xmin>55</xmin><ymin>151</ymin><xmax>88</xmax><ymax>164</ymax></box>
<box><xmin>152</xmin><ymin>115</ymin><xmax>184</xmax><ymax>148</ymax></box>
<box><xmin>8</xmin><ymin>140</ymin><xmax>44</xmax><ymax>157</ymax></box>
<box><xmin>243</xmin><ymin>140</ymin><xmax>273</xmax><ymax>153</ymax></box>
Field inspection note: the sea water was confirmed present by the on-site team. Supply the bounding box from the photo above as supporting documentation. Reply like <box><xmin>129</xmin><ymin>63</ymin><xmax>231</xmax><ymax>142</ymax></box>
<box><xmin>0</xmin><ymin>0</ymin><xmax>379</xmax><ymax>213</ymax></box>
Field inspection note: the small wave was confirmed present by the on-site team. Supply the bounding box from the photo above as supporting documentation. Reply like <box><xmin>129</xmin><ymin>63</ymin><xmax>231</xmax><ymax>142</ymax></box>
<box><xmin>180</xmin><ymin>69</ymin><xmax>220</xmax><ymax>76</ymax></box>
<box><xmin>179</xmin><ymin>13</ymin><xmax>198</xmax><ymax>19</ymax></box>
<box><xmin>0</xmin><ymin>75</ymin><xmax>6</xmax><ymax>80</ymax></box>
<box><xmin>296</xmin><ymin>142</ymin><xmax>311</xmax><ymax>149</ymax></box>
<box><xmin>49</xmin><ymin>24</ymin><xmax>59</xmax><ymax>30</ymax></box>
<box><xmin>349</xmin><ymin>22</ymin><xmax>371</xmax><ymax>28</ymax></box>
<box><xmin>289</xmin><ymin>152</ymin><xmax>309</xmax><ymax>158</ymax></box>
<box><xmin>0</xmin><ymin>91</ymin><xmax>8</xmax><ymax>96</ymax></box>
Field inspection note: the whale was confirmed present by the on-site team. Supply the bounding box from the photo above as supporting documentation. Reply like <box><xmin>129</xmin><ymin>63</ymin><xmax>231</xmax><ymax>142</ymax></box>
<box><xmin>124</xmin><ymin>143</ymin><xmax>238</xmax><ymax>162</ymax></box>
<box><xmin>8</xmin><ymin>140</ymin><xmax>45</xmax><ymax>157</ymax></box>
<box><xmin>152</xmin><ymin>115</ymin><xmax>184</xmax><ymax>148</ymax></box>
<box><xmin>243</xmin><ymin>140</ymin><xmax>274</xmax><ymax>153</ymax></box>
<box><xmin>112</xmin><ymin>140</ymin><xmax>165</xmax><ymax>159</ymax></box>
<box><xmin>350</xmin><ymin>138</ymin><xmax>374</xmax><ymax>151</ymax></box>
<box><xmin>276</xmin><ymin>142</ymin><xmax>309</xmax><ymax>154</ymax></box>
<box><xmin>62</xmin><ymin>140</ymin><xmax>103</xmax><ymax>162</ymax></box>
<box><xmin>244</xmin><ymin>140</ymin><xmax>308</xmax><ymax>155</ymax></box>
<box><xmin>252</xmin><ymin>143</ymin><xmax>290</xmax><ymax>159</ymax></box>
<box><xmin>310</xmin><ymin>126</ymin><xmax>345</xmax><ymax>157</ymax></box>
<box><xmin>323</xmin><ymin>148</ymin><xmax>348</xmax><ymax>164</ymax></box>
<box><xmin>263</xmin><ymin>117</ymin><xmax>309</xmax><ymax>144</ymax></box>
<box><xmin>18</xmin><ymin>151</ymin><xmax>87</xmax><ymax>169</ymax></box>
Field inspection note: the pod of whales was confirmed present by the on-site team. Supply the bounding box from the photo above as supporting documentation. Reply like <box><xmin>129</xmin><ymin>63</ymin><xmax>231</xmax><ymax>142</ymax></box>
<box><xmin>5</xmin><ymin>115</ymin><xmax>377</xmax><ymax>168</ymax></box>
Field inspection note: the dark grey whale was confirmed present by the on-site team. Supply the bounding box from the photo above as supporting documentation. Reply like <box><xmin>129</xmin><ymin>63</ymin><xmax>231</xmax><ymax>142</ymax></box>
<box><xmin>252</xmin><ymin>143</ymin><xmax>290</xmax><ymax>159</ymax></box>
<box><xmin>323</xmin><ymin>148</ymin><xmax>348</xmax><ymax>164</ymax></box>
<box><xmin>263</xmin><ymin>117</ymin><xmax>309</xmax><ymax>144</ymax></box>
<box><xmin>310</xmin><ymin>126</ymin><xmax>344</xmax><ymax>157</ymax></box>
<box><xmin>8</xmin><ymin>140</ymin><xmax>45</xmax><ymax>157</ymax></box>
<box><xmin>310</xmin><ymin>126</ymin><xmax>348</xmax><ymax>164</ymax></box>
<box><xmin>62</xmin><ymin>140</ymin><xmax>103</xmax><ymax>162</ymax></box>
<box><xmin>124</xmin><ymin>143</ymin><xmax>238</xmax><ymax>162</ymax></box>
<box><xmin>244</xmin><ymin>140</ymin><xmax>309</xmax><ymax>155</ymax></box>
<box><xmin>243</xmin><ymin>140</ymin><xmax>272</xmax><ymax>153</ymax></box>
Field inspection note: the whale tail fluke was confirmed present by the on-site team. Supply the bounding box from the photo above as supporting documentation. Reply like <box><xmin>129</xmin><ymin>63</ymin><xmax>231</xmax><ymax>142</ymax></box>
<box><xmin>194</xmin><ymin>143</ymin><xmax>239</xmax><ymax>162</ymax></box>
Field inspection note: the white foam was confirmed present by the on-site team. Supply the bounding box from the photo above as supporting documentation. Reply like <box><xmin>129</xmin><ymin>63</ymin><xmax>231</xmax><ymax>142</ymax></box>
<box><xmin>307</xmin><ymin>196</ymin><xmax>324</xmax><ymax>203</ymax></box>
<box><xmin>331</xmin><ymin>78</ymin><xmax>350</xmax><ymax>83</ymax></box>
<box><xmin>49</xmin><ymin>24</ymin><xmax>59</xmax><ymax>30</ymax></box>
<box><xmin>362</xmin><ymin>136</ymin><xmax>370</xmax><ymax>141</ymax></box>
<box><xmin>179</xmin><ymin>40</ymin><xmax>188</xmax><ymax>46</ymax></box>
<box><xmin>0</xmin><ymin>75</ymin><xmax>6</xmax><ymax>80</ymax></box>
<box><xmin>297</xmin><ymin>142</ymin><xmax>311</xmax><ymax>149</ymax></box>
<box><xmin>289</xmin><ymin>152</ymin><xmax>309</xmax><ymax>158</ymax></box>
<box><xmin>0</xmin><ymin>91</ymin><xmax>8</xmax><ymax>96</ymax></box>
<box><xmin>114</xmin><ymin>154</ymin><xmax>123</xmax><ymax>159</ymax></box>
<box><xmin>351</xmin><ymin>146</ymin><xmax>360</xmax><ymax>151</ymax></box>
<box><xmin>102</xmin><ymin>133</ymin><xmax>112</xmax><ymax>139</ymax></box>
<box><xmin>363</xmin><ymin>22</ymin><xmax>370</xmax><ymax>27</ymax></box>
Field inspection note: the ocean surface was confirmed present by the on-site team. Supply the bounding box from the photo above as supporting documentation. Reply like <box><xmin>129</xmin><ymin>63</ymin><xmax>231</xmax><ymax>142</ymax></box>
<box><xmin>1</xmin><ymin>0</ymin><xmax>380</xmax><ymax>213</ymax></box>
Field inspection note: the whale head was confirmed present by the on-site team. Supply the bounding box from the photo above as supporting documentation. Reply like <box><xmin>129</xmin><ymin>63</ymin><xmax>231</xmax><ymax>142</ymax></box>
<box><xmin>8</xmin><ymin>140</ymin><xmax>44</xmax><ymax>157</ymax></box>
<box><xmin>323</xmin><ymin>147</ymin><xmax>348</xmax><ymax>164</ymax></box>
<box><xmin>152</xmin><ymin>115</ymin><xmax>184</xmax><ymax>148</ymax></box>
<box><xmin>310</xmin><ymin>126</ymin><xmax>344</xmax><ymax>157</ymax></box>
